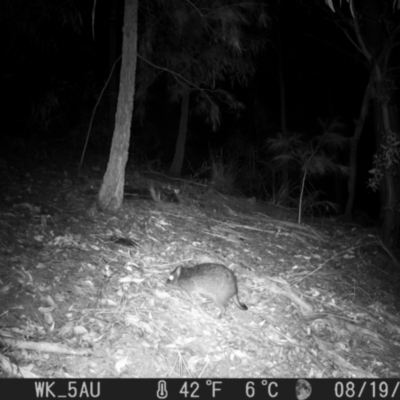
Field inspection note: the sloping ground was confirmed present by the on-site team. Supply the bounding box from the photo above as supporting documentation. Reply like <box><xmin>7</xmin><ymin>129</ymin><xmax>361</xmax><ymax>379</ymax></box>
<box><xmin>0</xmin><ymin>161</ymin><xmax>399</xmax><ymax>378</ymax></box>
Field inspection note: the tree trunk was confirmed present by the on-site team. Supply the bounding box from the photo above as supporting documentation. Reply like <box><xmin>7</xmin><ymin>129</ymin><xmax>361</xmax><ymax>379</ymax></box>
<box><xmin>169</xmin><ymin>88</ymin><xmax>190</xmax><ymax>177</ymax></box>
<box><xmin>349</xmin><ymin>1</ymin><xmax>399</xmax><ymax>246</ymax></box>
<box><xmin>98</xmin><ymin>0</ymin><xmax>138</xmax><ymax>212</ymax></box>
<box><xmin>374</xmin><ymin>66</ymin><xmax>399</xmax><ymax>246</ymax></box>
<box><xmin>107</xmin><ymin>0</ymin><xmax>120</xmax><ymax>132</ymax></box>
<box><xmin>344</xmin><ymin>73</ymin><xmax>374</xmax><ymax>220</ymax></box>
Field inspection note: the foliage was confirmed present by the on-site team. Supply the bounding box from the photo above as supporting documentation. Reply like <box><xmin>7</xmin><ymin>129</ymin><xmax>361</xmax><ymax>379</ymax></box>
<box><xmin>208</xmin><ymin>150</ymin><xmax>240</xmax><ymax>194</ymax></box>
<box><xmin>321</xmin><ymin>0</ymin><xmax>400</xmax><ymax>245</ymax></box>
<box><xmin>268</xmin><ymin>119</ymin><xmax>349</xmax><ymax>223</ymax></box>
<box><xmin>300</xmin><ymin>187</ymin><xmax>339</xmax><ymax>217</ymax></box>
<box><xmin>193</xmin><ymin>150</ymin><xmax>240</xmax><ymax>194</ymax></box>
<box><xmin>135</xmin><ymin>0</ymin><xmax>269</xmax><ymax>128</ymax></box>
<box><xmin>324</xmin><ymin>0</ymin><xmax>400</xmax><ymax>15</ymax></box>
<box><xmin>0</xmin><ymin>0</ymin><xmax>82</xmax><ymax>57</ymax></box>
<box><xmin>368</xmin><ymin>130</ymin><xmax>400</xmax><ymax>191</ymax></box>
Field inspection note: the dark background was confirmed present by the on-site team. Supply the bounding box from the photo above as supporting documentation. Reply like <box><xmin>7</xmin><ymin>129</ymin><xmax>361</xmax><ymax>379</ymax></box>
<box><xmin>0</xmin><ymin>0</ymin><xmax>382</xmax><ymax>216</ymax></box>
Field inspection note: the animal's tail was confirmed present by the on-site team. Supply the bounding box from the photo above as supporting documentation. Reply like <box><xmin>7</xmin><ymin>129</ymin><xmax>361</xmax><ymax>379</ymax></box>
<box><xmin>233</xmin><ymin>295</ymin><xmax>248</xmax><ymax>311</ymax></box>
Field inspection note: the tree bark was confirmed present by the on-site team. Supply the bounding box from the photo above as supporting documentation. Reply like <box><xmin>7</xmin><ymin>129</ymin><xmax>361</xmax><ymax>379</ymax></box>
<box><xmin>107</xmin><ymin>0</ymin><xmax>120</xmax><ymax>132</ymax></box>
<box><xmin>374</xmin><ymin>65</ymin><xmax>398</xmax><ymax>246</ymax></box>
<box><xmin>348</xmin><ymin>1</ymin><xmax>399</xmax><ymax>246</ymax></box>
<box><xmin>98</xmin><ymin>0</ymin><xmax>138</xmax><ymax>212</ymax></box>
<box><xmin>169</xmin><ymin>88</ymin><xmax>190</xmax><ymax>177</ymax></box>
<box><xmin>344</xmin><ymin>73</ymin><xmax>374</xmax><ymax>220</ymax></box>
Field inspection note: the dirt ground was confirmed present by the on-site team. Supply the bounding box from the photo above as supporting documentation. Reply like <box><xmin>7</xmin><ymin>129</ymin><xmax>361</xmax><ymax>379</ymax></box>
<box><xmin>1</xmin><ymin>159</ymin><xmax>400</xmax><ymax>378</ymax></box>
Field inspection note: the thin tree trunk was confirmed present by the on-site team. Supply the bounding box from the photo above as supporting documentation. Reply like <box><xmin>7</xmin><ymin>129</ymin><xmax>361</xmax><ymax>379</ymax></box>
<box><xmin>344</xmin><ymin>73</ymin><xmax>373</xmax><ymax>220</ymax></box>
<box><xmin>169</xmin><ymin>88</ymin><xmax>190</xmax><ymax>177</ymax></box>
<box><xmin>98</xmin><ymin>0</ymin><xmax>138</xmax><ymax>211</ymax></box>
<box><xmin>375</xmin><ymin>66</ymin><xmax>398</xmax><ymax>246</ymax></box>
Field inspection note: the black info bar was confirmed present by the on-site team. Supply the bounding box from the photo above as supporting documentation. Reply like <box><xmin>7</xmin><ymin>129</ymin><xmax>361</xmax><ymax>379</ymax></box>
<box><xmin>0</xmin><ymin>378</ymin><xmax>398</xmax><ymax>400</ymax></box>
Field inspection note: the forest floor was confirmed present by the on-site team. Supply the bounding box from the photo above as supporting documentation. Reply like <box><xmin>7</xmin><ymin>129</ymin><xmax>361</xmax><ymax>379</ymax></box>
<box><xmin>1</xmin><ymin>157</ymin><xmax>400</xmax><ymax>380</ymax></box>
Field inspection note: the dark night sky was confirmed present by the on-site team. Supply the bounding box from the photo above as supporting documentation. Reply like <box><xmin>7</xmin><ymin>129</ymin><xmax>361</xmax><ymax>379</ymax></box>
<box><xmin>0</xmin><ymin>0</ymin><xmax>384</xmax><ymax>214</ymax></box>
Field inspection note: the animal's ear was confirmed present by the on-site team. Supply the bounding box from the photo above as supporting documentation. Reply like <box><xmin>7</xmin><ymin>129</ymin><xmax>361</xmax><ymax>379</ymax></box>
<box><xmin>175</xmin><ymin>266</ymin><xmax>182</xmax><ymax>277</ymax></box>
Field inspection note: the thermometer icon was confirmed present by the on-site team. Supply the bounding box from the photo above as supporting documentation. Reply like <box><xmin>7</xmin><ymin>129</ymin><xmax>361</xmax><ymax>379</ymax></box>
<box><xmin>157</xmin><ymin>380</ymin><xmax>168</xmax><ymax>399</ymax></box>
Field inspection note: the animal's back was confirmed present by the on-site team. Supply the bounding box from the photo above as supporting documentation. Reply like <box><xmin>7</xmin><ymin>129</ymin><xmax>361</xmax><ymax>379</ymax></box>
<box><xmin>167</xmin><ymin>263</ymin><xmax>247</xmax><ymax>316</ymax></box>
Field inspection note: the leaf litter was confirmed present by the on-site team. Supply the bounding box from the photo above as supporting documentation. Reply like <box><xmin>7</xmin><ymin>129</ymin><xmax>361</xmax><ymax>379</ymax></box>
<box><xmin>0</xmin><ymin>162</ymin><xmax>399</xmax><ymax>378</ymax></box>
